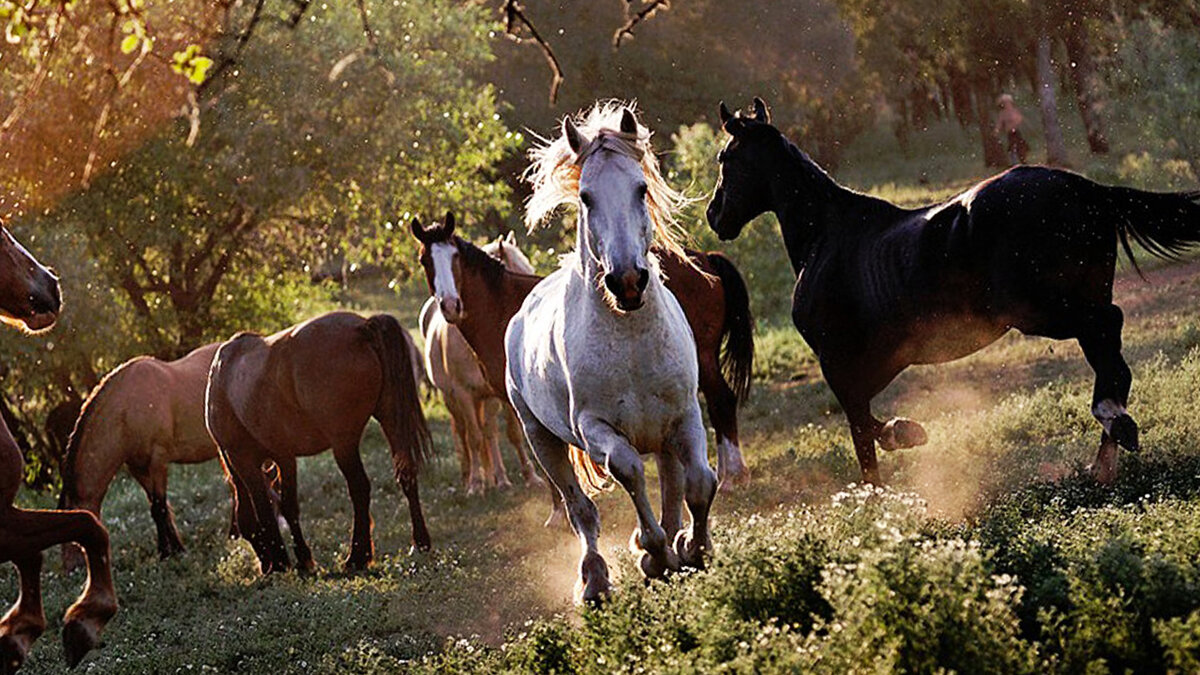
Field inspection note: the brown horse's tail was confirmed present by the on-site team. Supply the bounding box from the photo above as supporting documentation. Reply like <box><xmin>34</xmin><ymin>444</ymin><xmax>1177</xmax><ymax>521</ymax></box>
<box><xmin>568</xmin><ymin>446</ymin><xmax>612</xmax><ymax>495</ymax></box>
<box><xmin>706</xmin><ymin>251</ymin><xmax>754</xmax><ymax>403</ymax></box>
<box><xmin>362</xmin><ymin>314</ymin><xmax>434</xmax><ymax>481</ymax></box>
<box><xmin>1111</xmin><ymin>187</ymin><xmax>1200</xmax><ymax>278</ymax></box>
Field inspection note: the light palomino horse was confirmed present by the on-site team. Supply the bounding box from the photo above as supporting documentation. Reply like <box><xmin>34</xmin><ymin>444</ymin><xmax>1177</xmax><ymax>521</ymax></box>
<box><xmin>0</xmin><ymin>223</ymin><xmax>117</xmax><ymax>672</ymax></box>
<box><xmin>506</xmin><ymin>102</ymin><xmax>718</xmax><ymax>602</ymax></box>
<box><xmin>418</xmin><ymin>227</ymin><xmax>542</xmax><ymax>493</ymax></box>
<box><xmin>58</xmin><ymin>342</ymin><xmax>221</xmax><ymax>570</ymax></box>
<box><xmin>206</xmin><ymin>312</ymin><xmax>432</xmax><ymax>575</ymax></box>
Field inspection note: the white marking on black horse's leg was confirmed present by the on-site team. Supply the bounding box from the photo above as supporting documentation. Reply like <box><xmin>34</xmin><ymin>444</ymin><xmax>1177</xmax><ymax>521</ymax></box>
<box><xmin>1092</xmin><ymin>399</ymin><xmax>1139</xmax><ymax>452</ymax></box>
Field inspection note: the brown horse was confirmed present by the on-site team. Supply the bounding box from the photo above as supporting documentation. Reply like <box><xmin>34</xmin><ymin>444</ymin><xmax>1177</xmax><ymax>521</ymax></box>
<box><xmin>206</xmin><ymin>311</ymin><xmax>433</xmax><ymax>574</ymax></box>
<box><xmin>419</xmin><ymin>232</ymin><xmax>544</xmax><ymax>493</ymax></box>
<box><xmin>411</xmin><ymin>213</ymin><xmax>755</xmax><ymax>489</ymax></box>
<box><xmin>58</xmin><ymin>343</ymin><xmax>221</xmax><ymax>571</ymax></box>
<box><xmin>0</xmin><ymin>223</ymin><xmax>117</xmax><ymax>671</ymax></box>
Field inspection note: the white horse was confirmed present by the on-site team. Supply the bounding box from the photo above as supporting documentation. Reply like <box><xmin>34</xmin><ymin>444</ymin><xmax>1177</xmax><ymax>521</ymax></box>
<box><xmin>505</xmin><ymin>102</ymin><xmax>718</xmax><ymax>603</ymax></box>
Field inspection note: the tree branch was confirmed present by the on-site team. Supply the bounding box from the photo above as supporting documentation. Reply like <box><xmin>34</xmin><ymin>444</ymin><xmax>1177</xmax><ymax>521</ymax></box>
<box><xmin>613</xmin><ymin>0</ymin><xmax>670</xmax><ymax>48</ymax></box>
<box><xmin>502</xmin><ymin>0</ymin><xmax>564</xmax><ymax>104</ymax></box>
<box><xmin>0</xmin><ymin>1</ymin><xmax>67</xmax><ymax>146</ymax></box>
<box><xmin>199</xmin><ymin>0</ymin><xmax>267</xmax><ymax>94</ymax></box>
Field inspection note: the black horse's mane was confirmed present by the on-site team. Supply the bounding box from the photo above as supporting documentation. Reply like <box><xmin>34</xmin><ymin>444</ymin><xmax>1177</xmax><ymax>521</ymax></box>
<box><xmin>779</xmin><ymin>134</ymin><xmax>910</xmax><ymax>221</ymax></box>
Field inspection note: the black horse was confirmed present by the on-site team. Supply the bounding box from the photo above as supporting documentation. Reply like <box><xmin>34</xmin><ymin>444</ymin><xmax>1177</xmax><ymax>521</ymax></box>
<box><xmin>706</xmin><ymin>97</ymin><xmax>1200</xmax><ymax>485</ymax></box>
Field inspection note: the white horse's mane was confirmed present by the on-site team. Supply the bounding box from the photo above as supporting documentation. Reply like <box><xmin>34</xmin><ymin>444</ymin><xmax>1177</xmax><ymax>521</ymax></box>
<box><xmin>523</xmin><ymin>100</ymin><xmax>691</xmax><ymax>264</ymax></box>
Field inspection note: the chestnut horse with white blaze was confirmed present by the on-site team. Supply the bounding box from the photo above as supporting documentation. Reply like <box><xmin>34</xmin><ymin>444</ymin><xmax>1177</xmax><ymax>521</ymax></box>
<box><xmin>205</xmin><ymin>312</ymin><xmax>432</xmax><ymax>575</ymax></box>
<box><xmin>0</xmin><ymin>223</ymin><xmax>117</xmax><ymax>672</ymax></box>
<box><xmin>506</xmin><ymin>102</ymin><xmax>718</xmax><ymax>603</ymax></box>
<box><xmin>418</xmin><ymin>228</ymin><xmax>543</xmax><ymax>493</ymax></box>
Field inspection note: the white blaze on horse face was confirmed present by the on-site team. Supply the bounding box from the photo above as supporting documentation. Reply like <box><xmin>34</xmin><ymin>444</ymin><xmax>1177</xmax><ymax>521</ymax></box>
<box><xmin>577</xmin><ymin>150</ymin><xmax>652</xmax><ymax>307</ymax></box>
<box><xmin>429</xmin><ymin>242</ymin><xmax>463</xmax><ymax>322</ymax></box>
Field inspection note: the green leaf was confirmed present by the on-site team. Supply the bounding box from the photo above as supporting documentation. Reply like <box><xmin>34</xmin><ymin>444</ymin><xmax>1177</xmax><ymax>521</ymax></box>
<box><xmin>120</xmin><ymin>34</ymin><xmax>139</xmax><ymax>54</ymax></box>
<box><xmin>188</xmin><ymin>56</ymin><xmax>213</xmax><ymax>85</ymax></box>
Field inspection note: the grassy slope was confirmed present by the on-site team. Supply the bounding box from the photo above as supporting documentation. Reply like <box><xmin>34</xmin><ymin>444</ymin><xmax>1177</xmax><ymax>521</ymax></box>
<box><xmin>8</xmin><ymin>118</ymin><xmax>1200</xmax><ymax>672</ymax></box>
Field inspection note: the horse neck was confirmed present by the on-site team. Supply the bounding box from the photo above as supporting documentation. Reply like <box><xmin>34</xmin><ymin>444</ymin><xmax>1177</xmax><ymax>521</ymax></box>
<box><xmin>770</xmin><ymin>142</ymin><xmax>902</xmax><ymax>274</ymax></box>
<box><xmin>457</xmin><ymin>267</ymin><xmax>540</xmax><ymax>393</ymax></box>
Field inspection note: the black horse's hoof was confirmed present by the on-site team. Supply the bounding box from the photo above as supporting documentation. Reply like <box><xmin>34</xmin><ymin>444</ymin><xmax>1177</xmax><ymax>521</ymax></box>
<box><xmin>1111</xmin><ymin>415</ymin><xmax>1140</xmax><ymax>453</ymax></box>
<box><xmin>62</xmin><ymin>621</ymin><xmax>100</xmax><ymax>668</ymax></box>
<box><xmin>879</xmin><ymin>418</ymin><xmax>928</xmax><ymax>451</ymax></box>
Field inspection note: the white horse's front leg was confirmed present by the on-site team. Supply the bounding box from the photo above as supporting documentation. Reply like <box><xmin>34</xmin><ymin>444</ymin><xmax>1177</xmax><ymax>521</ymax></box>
<box><xmin>577</xmin><ymin>415</ymin><xmax>679</xmax><ymax>580</ymax></box>
<box><xmin>510</xmin><ymin>393</ymin><xmax>609</xmax><ymax>603</ymax></box>
<box><xmin>672</xmin><ymin>412</ymin><xmax>718</xmax><ymax>569</ymax></box>
<box><xmin>657</xmin><ymin>452</ymin><xmax>684</xmax><ymax>542</ymax></box>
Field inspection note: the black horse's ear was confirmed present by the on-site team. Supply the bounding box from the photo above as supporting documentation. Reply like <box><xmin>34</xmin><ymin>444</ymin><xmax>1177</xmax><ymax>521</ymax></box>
<box><xmin>564</xmin><ymin>117</ymin><xmax>584</xmax><ymax>155</ymax></box>
<box><xmin>410</xmin><ymin>217</ymin><xmax>427</xmax><ymax>242</ymax></box>
<box><xmin>620</xmin><ymin>108</ymin><xmax>638</xmax><ymax>134</ymax></box>
<box><xmin>443</xmin><ymin>211</ymin><xmax>456</xmax><ymax>234</ymax></box>
<box><xmin>752</xmin><ymin>97</ymin><xmax>770</xmax><ymax>123</ymax></box>
<box><xmin>718</xmin><ymin>101</ymin><xmax>733</xmax><ymax>125</ymax></box>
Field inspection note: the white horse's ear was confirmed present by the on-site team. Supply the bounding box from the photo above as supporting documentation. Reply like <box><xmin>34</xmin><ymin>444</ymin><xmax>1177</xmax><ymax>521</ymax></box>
<box><xmin>620</xmin><ymin>108</ymin><xmax>638</xmax><ymax>135</ymax></box>
<box><xmin>752</xmin><ymin>97</ymin><xmax>770</xmax><ymax>123</ymax></box>
<box><xmin>718</xmin><ymin>101</ymin><xmax>733</xmax><ymax>125</ymax></box>
<box><xmin>505</xmin><ymin>230</ymin><xmax>517</xmax><ymax>246</ymax></box>
<box><xmin>564</xmin><ymin>117</ymin><xmax>584</xmax><ymax>155</ymax></box>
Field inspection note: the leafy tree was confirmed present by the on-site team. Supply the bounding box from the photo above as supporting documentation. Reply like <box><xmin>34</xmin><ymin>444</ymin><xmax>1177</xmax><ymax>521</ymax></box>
<box><xmin>0</xmin><ymin>0</ymin><xmax>520</xmax><ymax>486</ymax></box>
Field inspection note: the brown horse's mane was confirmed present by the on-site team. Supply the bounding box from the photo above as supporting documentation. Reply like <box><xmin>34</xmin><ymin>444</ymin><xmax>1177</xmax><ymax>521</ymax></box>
<box><xmin>58</xmin><ymin>356</ymin><xmax>154</xmax><ymax>507</ymax></box>
<box><xmin>455</xmin><ymin>235</ymin><xmax>542</xmax><ymax>286</ymax></box>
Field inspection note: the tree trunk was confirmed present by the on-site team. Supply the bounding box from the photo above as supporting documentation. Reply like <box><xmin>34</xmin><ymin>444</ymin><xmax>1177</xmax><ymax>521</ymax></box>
<box><xmin>1036</xmin><ymin>33</ymin><xmax>1070</xmax><ymax>166</ymax></box>
<box><xmin>1063</xmin><ymin>18</ymin><xmax>1109</xmax><ymax>153</ymax></box>
<box><xmin>973</xmin><ymin>85</ymin><xmax>1008</xmax><ymax>167</ymax></box>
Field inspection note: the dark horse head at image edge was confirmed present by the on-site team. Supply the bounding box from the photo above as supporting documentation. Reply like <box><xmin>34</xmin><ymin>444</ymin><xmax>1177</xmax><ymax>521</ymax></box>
<box><xmin>708</xmin><ymin>96</ymin><xmax>1200</xmax><ymax>485</ymax></box>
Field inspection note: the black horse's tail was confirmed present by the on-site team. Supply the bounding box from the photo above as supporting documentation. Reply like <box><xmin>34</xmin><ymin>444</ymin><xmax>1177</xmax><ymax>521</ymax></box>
<box><xmin>706</xmin><ymin>252</ymin><xmax>754</xmax><ymax>403</ymax></box>
<box><xmin>1110</xmin><ymin>187</ymin><xmax>1200</xmax><ymax>276</ymax></box>
<box><xmin>362</xmin><ymin>314</ymin><xmax>434</xmax><ymax>479</ymax></box>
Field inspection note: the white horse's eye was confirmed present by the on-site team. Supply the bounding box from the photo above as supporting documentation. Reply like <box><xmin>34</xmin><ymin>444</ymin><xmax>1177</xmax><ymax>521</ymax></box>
<box><xmin>580</xmin><ymin>191</ymin><xmax>594</xmax><ymax>209</ymax></box>
<box><xmin>636</xmin><ymin>184</ymin><xmax>648</xmax><ymax>200</ymax></box>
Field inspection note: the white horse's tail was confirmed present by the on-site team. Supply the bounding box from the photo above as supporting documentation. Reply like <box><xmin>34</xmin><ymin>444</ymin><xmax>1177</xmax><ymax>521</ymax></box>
<box><xmin>569</xmin><ymin>446</ymin><xmax>612</xmax><ymax>495</ymax></box>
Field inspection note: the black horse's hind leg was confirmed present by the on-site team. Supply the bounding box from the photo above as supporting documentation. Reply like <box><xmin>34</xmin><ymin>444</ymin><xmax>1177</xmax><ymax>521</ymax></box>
<box><xmin>823</xmin><ymin>358</ymin><xmax>904</xmax><ymax>485</ymax></box>
<box><xmin>1076</xmin><ymin>304</ymin><xmax>1137</xmax><ymax>482</ymax></box>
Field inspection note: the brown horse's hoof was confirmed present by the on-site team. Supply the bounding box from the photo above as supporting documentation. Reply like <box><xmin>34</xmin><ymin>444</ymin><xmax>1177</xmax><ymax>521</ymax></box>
<box><xmin>62</xmin><ymin>619</ymin><xmax>104</xmax><ymax>669</ymax></box>
<box><xmin>1</xmin><ymin>635</ymin><xmax>28</xmax><ymax>675</ymax></box>
<box><xmin>879</xmin><ymin>418</ymin><xmax>928</xmax><ymax>451</ymax></box>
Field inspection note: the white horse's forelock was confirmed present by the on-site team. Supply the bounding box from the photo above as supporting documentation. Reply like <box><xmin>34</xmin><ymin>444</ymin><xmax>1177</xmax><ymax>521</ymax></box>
<box><xmin>523</xmin><ymin>100</ymin><xmax>692</xmax><ymax>264</ymax></box>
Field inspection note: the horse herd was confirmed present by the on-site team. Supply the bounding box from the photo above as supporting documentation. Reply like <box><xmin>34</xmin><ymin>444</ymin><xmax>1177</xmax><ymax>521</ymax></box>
<box><xmin>2</xmin><ymin>97</ymin><xmax>1200</xmax><ymax>671</ymax></box>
